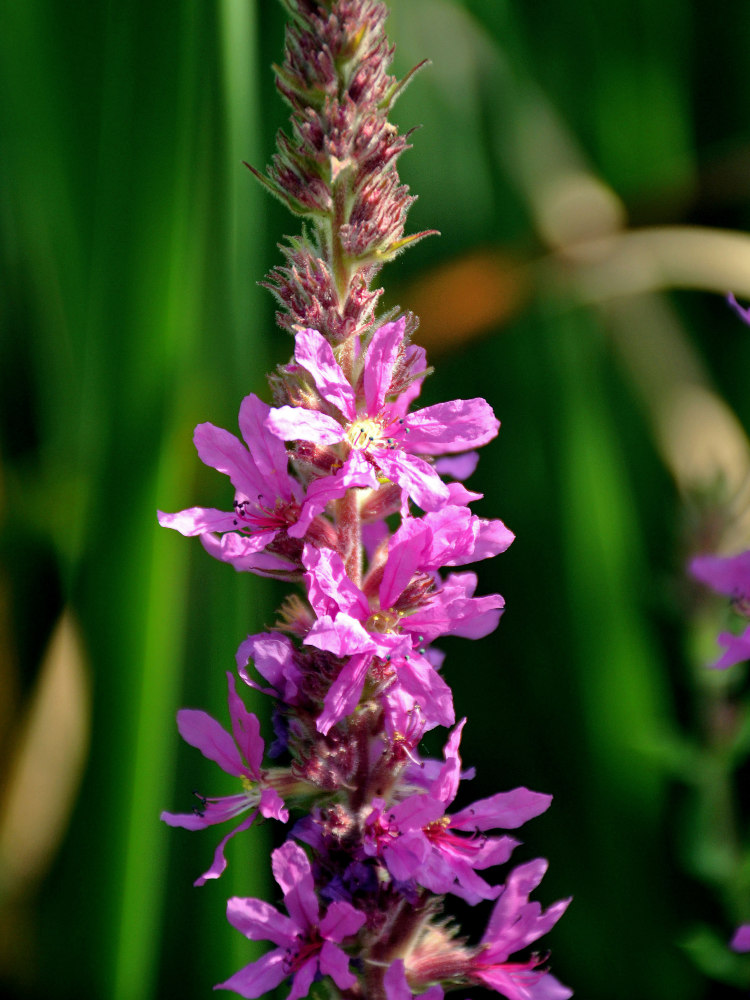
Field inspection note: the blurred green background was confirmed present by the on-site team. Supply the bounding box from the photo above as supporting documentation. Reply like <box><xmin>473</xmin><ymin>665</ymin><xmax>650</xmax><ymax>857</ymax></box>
<box><xmin>3</xmin><ymin>1</ymin><xmax>750</xmax><ymax>998</ymax></box>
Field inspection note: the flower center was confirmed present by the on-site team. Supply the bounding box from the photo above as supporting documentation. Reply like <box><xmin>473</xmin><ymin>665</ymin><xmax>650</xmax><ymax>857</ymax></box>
<box><xmin>346</xmin><ymin>417</ymin><xmax>397</xmax><ymax>451</ymax></box>
<box><xmin>365</xmin><ymin>609</ymin><xmax>402</xmax><ymax>633</ymax></box>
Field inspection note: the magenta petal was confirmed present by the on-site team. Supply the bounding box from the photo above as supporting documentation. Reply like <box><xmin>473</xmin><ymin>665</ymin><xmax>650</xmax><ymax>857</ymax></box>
<box><xmin>731</xmin><ymin>924</ymin><xmax>750</xmax><ymax>952</ymax></box>
<box><xmin>259</xmin><ymin>787</ymin><xmax>289</xmax><ymax>822</ymax></box>
<box><xmin>690</xmin><ymin>550</ymin><xmax>750</xmax><ymax>596</ymax></box>
<box><xmin>238</xmin><ymin>394</ymin><xmax>293</xmax><ymax>499</ymax></box>
<box><xmin>383</xmin><ymin>960</ymin><xmax>412</xmax><ymax>1000</ymax></box>
<box><xmin>374</xmin><ymin>450</ymin><xmax>450</xmax><ymax>512</ymax></box>
<box><xmin>215</xmin><ymin>949</ymin><xmax>288</xmax><ymax>998</ymax></box>
<box><xmin>225</xmin><ymin>672</ymin><xmax>263</xmax><ymax>775</ymax></box>
<box><xmin>302</xmin><ymin>543</ymin><xmax>370</xmax><ymax>619</ymax></box>
<box><xmin>319</xmin><ymin>900</ymin><xmax>366</xmax><ymax>942</ymax></box>
<box><xmin>405</xmin><ymin>398</ymin><xmax>500</xmax><ymax>455</ymax></box>
<box><xmin>176</xmin><ymin>709</ymin><xmax>245</xmax><ymax>777</ymax></box>
<box><xmin>225</xmin><ymin>897</ymin><xmax>295</xmax><ymax>946</ymax></box>
<box><xmin>287</xmin><ymin>957</ymin><xmax>318</xmax><ymax>1000</ymax></box>
<box><xmin>319</xmin><ymin>940</ymin><xmax>357</xmax><ymax>990</ymax></box>
<box><xmin>469</xmin><ymin>834</ymin><xmax>519</xmax><ymax>869</ymax></box>
<box><xmin>397</xmin><ymin>655</ymin><xmax>455</xmax><ymax>728</ymax></box>
<box><xmin>265</xmin><ymin>405</ymin><xmax>344</xmax><ymax>445</ymax></box>
<box><xmin>469</xmin><ymin>517</ymin><xmax>515</xmax><ymax>561</ymax></box>
<box><xmin>434</xmin><ymin>451</ymin><xmax>479</xmax><ymax>480</ymax></box>
<box><xmin>430</xmin><ymin>718</ymin><xmax>466</xmax><ymax>805</ymax></box>
<box><xmin>195</xmin><ymin>811</ymin><xmax>258</xmax><ymax>886</ymax></box>
<box><xmin>391</xmin><ymin>793</ymin><xmax>445</xmax><ymax>831</ymax></box>
<box><xmin>237</xmin><ymin>633</ymin><xmax>302</xmax><ymax>704</ymax></box>
<box><xmin>160</xmin><ymin>809</ymin><xmax>211</xmax><ymax>831</ymax></box>
<box><xmin>379</xmin><ymin>518</ymin><xmax>431</xmax><ymax>609</ymax></box>
<box><xmin>158</xmin><ymin>507</ymin><xmax>241</xmax><ymax>536</ymax></box>
<box><xmin>193</xmin><ymin>422</ymin><xmax>264</xmax><ymax>499</ymax></box>
<box><xmin>713</xmin><ymin>626</ymin><xmax>750</xmax><ymax>669</ymax></box>
<box><xmin>451</xmin><ymin>788</ymin><xmax>553</xmax><ymax>831</ymax></box>
<box><xmin>272</xmin><ymin>841</ymin><xmax>319</xmax><ymax>930</ymax></box>
<box><xmin>161</xmin><ymin>793</ymin><xmax>248</xmax><ymax>830</ymax></box>
<box><xmin>305</xmin><ymin>614</ymin><xmax>376</xmax><ymax>657</ymax></box>
<box><xmin>294</xmin><ymin>328</ymin><xmax>356</xmax><ymax>420</ymax></box>
<box><xmin>364</xmin><ymin>317</ymin><xmax>405</xmax><ymax>413</ymax></box>
<box><xmin>291</xmin><ymin>457</ymin><xmax>379</xmax><ymax>538</ymax></box>
<box><xmin>317</xmin><ymin>653</ymin><xmax>372</xmax><ymax>734</ymax></box>
<box><xmin>384</xmin><ymin>831</ymin><xmax>430</xmax><ymax>881</ymax></box>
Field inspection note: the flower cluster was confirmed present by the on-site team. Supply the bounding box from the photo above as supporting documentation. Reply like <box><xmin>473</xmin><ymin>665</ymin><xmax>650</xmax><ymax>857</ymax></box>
<box><xmin>160</xmin><ymin>2</ymin><xmax>569</xmax><ymax>998</ymax></box>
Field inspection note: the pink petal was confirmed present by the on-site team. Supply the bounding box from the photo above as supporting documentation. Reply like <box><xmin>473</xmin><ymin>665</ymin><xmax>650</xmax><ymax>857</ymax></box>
<box><xmin>302</xmin><ymin>544</ymin><xmax>370</xmax><ymax>620</ymax></box>
<box><xmin>200</xmin><ymin>531</ymin><xmax>288</xmax><ymax>574</ymax></box>
<box><xmin>434</xmin><ymin>451</ymin><xmax>480</xmax><ymax>480</ymax></box>
<box><xmin>236</xmin><ymin>632</ymin><xmax>302</xmax><ymax>704</ymax></box>
<box><xmin>451</xmin><ymin>788</ymin><xmax>552</xmax><ymax>831</ymax></box>
<box><xmin>193</xmin><ymin>422</ymin><xmax>265</xmax><ymax>499</ymax></box>
<box><xmin>305</xmin><ymin>615</ymin><xmax>376</xmax><ymax>657</ymax></box>
<box><xmin>259</xmin><ymin>787</ymin><xmax>289</xmax><ymax>822</ymax></box>
<box><xmin>158</xmin><ymin>507</ymin><xmax>241</xmax><ymax>536</ymax></box>
<box><xmin>731</xmin><ymin>924</ymin><xmax>750</xmax><ymax>952</ymax></box>
<box><xmin>161</xmin><ymin>793</ymin><xmax>248</xmax><ymax>830</ymax></box>
<box><xmin>294</xmin><ymin>328</ymin><xmax>356</xmax><ymax>420</ymax></box>
<box><xmin>379</xmin><ymin>518</ymin><xmax>431</xmax><ymax>609</ymax></box>
<box><xmin>364</xmin><ymin>317</ymin><xmax>406</xmax><ymax>414</ymax></box>
<box><xmin>319</xmin><ymin>940</ymin><xmax>357</xmax><ymax>990</ymax></box>
<box><xmin>176</xmin><ymin>709</ymin><xmax>245</xmax><ymax>777</ymax></box>
<box><xmin>272</xmin><ymin>841</ymin><xmax>319</xmax><ymax>930</ymax></box>
<box><xmin>225</xmin><ymin>897</ymin><xmax>295</xmax><ymax>946</ymax></box>
<box><xmin>374</xmin><ymin>450</ymin><xmax>450</xmax><ymax>512</ymax></box>
<box><xmin>237</xmin><ymin>394</ymin><xmax>293</xmax><ymax>500</ymax></box>
<box><xmin>317</xmin><ymin>653</ymin><xmax>372</xmax><ymax>734</ymax></box>
<box><xmin>430</xmin><ymin>718</ymin><xmax>466</xmax><ymax>805</ymax></box>
<box><xmin>396</xmin><ymin>653</ymin><xmax>455</xmax><ymax>728</ymax></box>
<box><xmin>287</xmin><ymin>957</ymin><xmax>318</xmax><ymax>1000</ymax></box>
<box><xmin>265</xmin><ymin>405</ymin><xmax>344</xmax><ymax>445</ymax></box>
<box><xmin>291</xmin><ymin>454</ymin><xmax>379</xmax><ymax>539</ymax></box>
<box><xmin>689</xmin><ymin>550</ymin><xmax>750</xmax><ymax>597</ymax></box>
<box><xmin>713</xmin><ymin>626</ymin><xmax>750</xmax><ymax>669</ymax></box>
<box><xmin>384</xmin><ymin>831</ymin><xmax>431</xmax><ymax>881</ymax></box>
<box><xmin>225</xmin><ymin>672</ymin><xmax>263</xmax><ymax>775</ymax></box>
<box><xmin>319</xmin><ymin>900</ymin><xmax>366</xmax><ymax>942</ymax></box>
<box><xmin>384</xmin><ymin>960</ymin><xmax>412</xmax><ymax>1000</ymax></box>
<box><xmin>215</xmin><ymin>948</ymin><xmax>288</xmax><ymax>998</ymax></box>
<box><xmin>195</xmin><ymin>811</ymin><xmax>258</xmax><ymax>886</ymax></box>
<box><xmin>405</xmin><ymin>398</ymin><xmax>500</xmax><ymax>455</ymax></box>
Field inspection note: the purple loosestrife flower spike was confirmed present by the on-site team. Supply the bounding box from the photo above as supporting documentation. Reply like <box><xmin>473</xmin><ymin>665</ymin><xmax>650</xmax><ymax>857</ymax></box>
<box><xmin>160</xmin><ymin>2</ymin><xmax>570</xmax><ymax>997</ymax></box>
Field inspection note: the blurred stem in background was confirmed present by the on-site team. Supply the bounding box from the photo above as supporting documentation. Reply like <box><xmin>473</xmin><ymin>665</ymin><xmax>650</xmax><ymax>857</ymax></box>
<box><xmin>2</xmin><ymin>0</ymin><xmax>750</xmax><ymax>998</ymax></box>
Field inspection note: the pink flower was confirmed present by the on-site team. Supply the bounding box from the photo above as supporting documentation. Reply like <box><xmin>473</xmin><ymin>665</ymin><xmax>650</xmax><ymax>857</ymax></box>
<box><xmin>161</xmin><ymin>673</ymin><xmax>288</xmax><ymax>885</ymax></box>
<box><xmin>158</xmin><ymin>393</ymin><xmax>375</xmax><ymax>576</ymax></box>
<box><xmin>265</xmin><ymin>319</ymin><xmax>500</xmax><ymax>512</ymax></box>
<box><xmin>216</xmin><ymin>840</ymin><xmax>366</xmax><ymax>1000</ymax></box>
<box><xmin>364</xmin><ymin>721</ymin><xmax>551</xmax><ymax>903</ymax></box>
<box><xmin>469</xmin><ymin>859</ymin><xmax>572</xmax><ymax>1000</ymax></box>
<box><xmin>689</xmin><ymin>550</ymin><xmax>750</xmax><ymax>668</ymax></box>
<box><xmin>301</xmin><ymin>536</ymin><xmax>504</xmax><ymax>733</ymax></box>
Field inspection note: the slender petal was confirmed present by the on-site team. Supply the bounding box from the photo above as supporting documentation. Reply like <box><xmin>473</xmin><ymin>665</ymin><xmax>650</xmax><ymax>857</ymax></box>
<box><xmin>364</xmin><ymin>317</ymin><xmax>405</xmax><ymax>413</ymax></box>
<box><xmin>294</xmin><ymin>328</ymin><xmax>356</xmax><ymax>420</ymax></box>
<box><xmin>176</xmin><ymin>709</ymin><xmax>245</xmax><ymax>777</ymax></box>
<box><xmin>215</xmin><ymin>949</ymin><xmax>289</xmax><ymax>998</ymax></box>
<box><xmin>265</xmin><ymin>405</ymin><xmax>345</xmax><ymax>445</ymax></box>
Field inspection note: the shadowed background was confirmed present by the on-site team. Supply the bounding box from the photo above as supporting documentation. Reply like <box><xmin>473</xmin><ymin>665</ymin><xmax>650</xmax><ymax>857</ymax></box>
<box><xmin>2</xmin><ymin>1</ymin><xmax>750</xmax><ymax>998</ymax></box>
